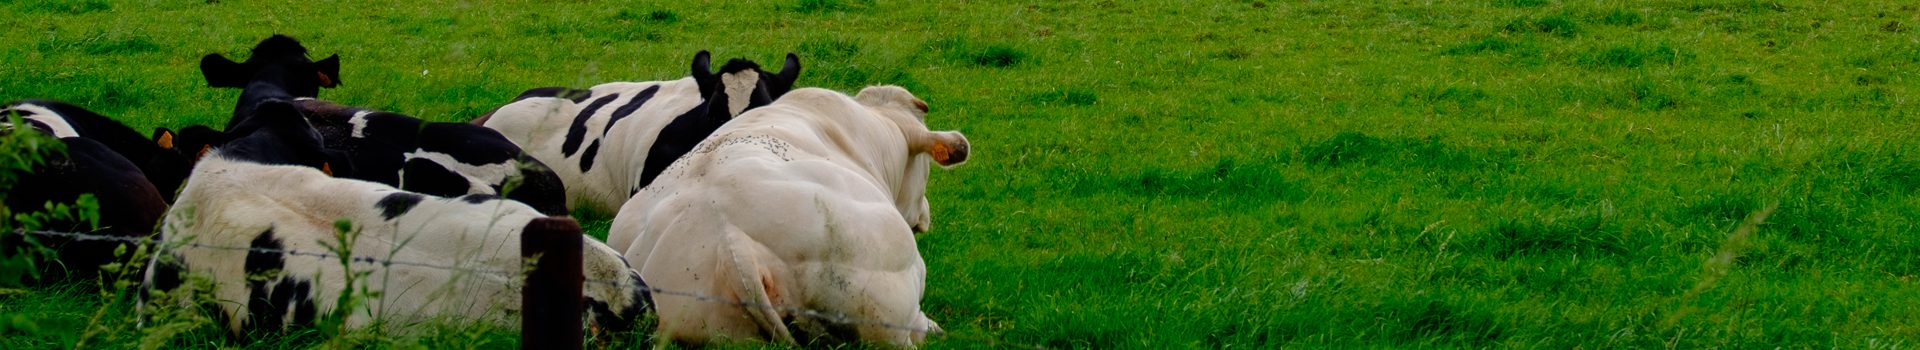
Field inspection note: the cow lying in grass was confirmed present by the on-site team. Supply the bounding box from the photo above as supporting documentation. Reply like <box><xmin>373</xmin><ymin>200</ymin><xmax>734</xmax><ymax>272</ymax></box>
<box><xmin>289</xmin><ymin>98</ymin><xmax>568</xmax><ymax>215</ymax></box>
<box><xmin>1</xmin><ymin>112</ymin><xmax>167</xmax><ymax>280</ymax></box>
<box><xmin>2</xmin><ymin>100</ymin><xmax>193</xmax><ymax>201</ymax></box>
<box><xmin>479</xmin><ymin>50</ymin><xmax>801</xmax><ymax>214</ymax></box>
<box><xmin>140</xmin><ymin>100</ymin><xmax>650</xmax><ymax>336</ymax></box>
<box><xmin>198</xmin><ymin>35</ymin><xmax>567</xmax><ymax>215</ymax></box>
<box><xmin>607</xmin><ymin>86</ymin><xmax>969</xmax><ymax>347</ymax></box>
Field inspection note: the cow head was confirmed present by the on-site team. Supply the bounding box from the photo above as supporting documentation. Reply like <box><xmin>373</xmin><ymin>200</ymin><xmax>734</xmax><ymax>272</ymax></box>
<box><xmin>581</xmin><ymin>235</ymin><xmax>654</xmax><ymax>344</ymax></box>
<box><xmin>201</xmin><ymin>99</ymin><xmax>352</xmax><ymax>177</ymax></box>
<box><xmin>201</xmin><ymin>35</ymin><xmax>340</xmax><ymax>96</ymax></box>
<box><xmin>853</xmin><ymin>86</ymin><xmax>969</xmax><ymax>233</ymax></box>
<box><xmin>689</xmin><ymin>51</ymin><xmax>802</xmax><ymax>118</ymax></box>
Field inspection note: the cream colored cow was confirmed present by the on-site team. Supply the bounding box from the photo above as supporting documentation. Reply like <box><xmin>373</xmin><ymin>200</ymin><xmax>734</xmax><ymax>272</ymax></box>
<box><xmin>607</xmin><ymin>86</ymin><xmax>969</xmax><ymax>347</ymax></box>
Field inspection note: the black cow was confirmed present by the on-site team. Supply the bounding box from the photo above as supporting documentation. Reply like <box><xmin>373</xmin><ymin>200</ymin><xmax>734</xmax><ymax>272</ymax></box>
<box><xmin>199</xmin><ymin>34</ymin><xmax>339</xmax><ymax>130</ymax></box>
<box><xmin>2</xmin><ymin>113</ymin><xmax>167</xmax><ymax>280</ymax></box>
<box><xmin>1</xmin><ymin>100</ymin><xmax>193</xmax><ymax>202</ymax></box>
<box><xmin>196</xmin><ymin>100</ymin><xmax>353</xmax><ymax>174</ymax></box>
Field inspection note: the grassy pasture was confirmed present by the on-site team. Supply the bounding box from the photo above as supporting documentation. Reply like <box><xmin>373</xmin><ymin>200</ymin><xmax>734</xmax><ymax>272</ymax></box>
<box><xmin>4</xmin><ymin>0</ymin><xmax>1920</xmax><ymax>348</ymax></box>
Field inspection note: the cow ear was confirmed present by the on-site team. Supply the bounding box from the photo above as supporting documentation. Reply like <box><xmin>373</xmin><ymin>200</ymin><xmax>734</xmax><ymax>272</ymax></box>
<box><xmin>314</xmin><ymin>54</ymin><xmax>341</xmax><ymax>88</ymax></box>
<box><xmin>690</xmin><ymin>50</ymin><xmax>716</xmax><ymax>96</ymax></box>
<box><xmin>200</xmin><ymin>54</ymin><xmax>252</xmax><ymax>88</ymax></box>
<box><xmin>771</xmin><ymin>52</ymin><xmax>801</xmax><ymax>97</ymax></box>
<box><xmin>154</xmin><ymin>128</ymin><xmax>175</xmax><ymax>150</ymax></box>
<box><xmin>923</xmin><ymin>131</ymin><xmax>970</xmax><ymax>168</ymax></box>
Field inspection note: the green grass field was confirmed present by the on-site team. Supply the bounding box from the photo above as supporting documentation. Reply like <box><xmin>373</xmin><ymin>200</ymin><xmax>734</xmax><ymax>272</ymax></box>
<box><xmin>5</xmin><ymin>0</ymin><xmax>1920</xmax><ymax>348</ymax></box>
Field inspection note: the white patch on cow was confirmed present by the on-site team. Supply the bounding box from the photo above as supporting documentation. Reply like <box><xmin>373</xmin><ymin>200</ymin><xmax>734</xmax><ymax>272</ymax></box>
<box><xmin>403</xmin><ymin>150</ymin><xmax>517</xmax><ymax>194</ymax></box>
<box><xmin>293</xmin><ymin>97</ymin><xmax>315</xmax><ymax>101</ymax></box>
<box><xmin>721</xmin><ymin>70</ymin><xmax>759</xmax><ymax>116</ymax></box>
<box><xmin>5</xmin><ymin>104</ymin><xmax>79</xmax><ymax>138</ymax></box>
<box><xmin>348</xmin><ymin>111</ymin><xmax>373</xmax><ymax>138</ymax></box>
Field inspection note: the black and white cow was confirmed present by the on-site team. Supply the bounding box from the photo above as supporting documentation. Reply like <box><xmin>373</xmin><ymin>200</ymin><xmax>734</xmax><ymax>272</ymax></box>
<box><xmin>140</xmin><ymin>100</ymin><xmax>650</xmax><ymax>336</ymax></box>
<box><xmin>290</xmin><ymin>99</ymin><xmax>568</xmax><ymax>215</ymax></box>
<box><xmin>200</xmin><ymin>35</ymin><xmax>567</xmax><ymax>215</ymax></box>
<box><xmin>199</xmin><ymin>34</ymin><xmax>339</xmax><ymax>129</ymax></box>
<box><xmin>607</xmin><ymin>86</ymin><xmax>969</xmax><ymax>347</ymax></box>
<box><xmin>2</xmin><ymin>111</ymin><xmax>168</xmax><ymax>279</ymax></box>
<box><xmin>1</xmin><ymin>100</ymin><xmax>194</xmax><ymax>201</ymax></box>
<box><xmin>478</xmin><ymin>50</ymin><xmax>801</xmax><ymax>214</ymax></box>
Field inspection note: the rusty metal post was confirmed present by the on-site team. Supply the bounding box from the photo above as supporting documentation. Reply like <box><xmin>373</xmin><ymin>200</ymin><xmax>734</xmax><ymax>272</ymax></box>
<box><xmin>522</xmin><ymin>217</ymin><xmax>583</xmax><ymax>350</ymax></box>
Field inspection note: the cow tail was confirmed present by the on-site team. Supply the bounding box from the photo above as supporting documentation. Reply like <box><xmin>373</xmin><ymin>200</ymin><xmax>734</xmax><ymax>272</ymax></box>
<box><xmin>723</xmin><ymin>228</ymin><xmax>795</xmax><ymax>343</ymax></box>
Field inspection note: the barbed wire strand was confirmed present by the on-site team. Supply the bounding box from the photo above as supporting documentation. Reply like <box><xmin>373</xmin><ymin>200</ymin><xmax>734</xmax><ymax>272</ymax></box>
<box><xmin>15</xmin><ymin>229</ymin><xmax>1047</xmax><ymax>349</ymax></box>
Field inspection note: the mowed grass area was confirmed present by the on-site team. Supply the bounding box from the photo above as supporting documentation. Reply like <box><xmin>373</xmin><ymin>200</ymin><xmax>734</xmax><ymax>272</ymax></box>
<box><xmin>4</xmin><ymin>0</ymin><xmax>1920</xmax><ymax>348</ymax></box>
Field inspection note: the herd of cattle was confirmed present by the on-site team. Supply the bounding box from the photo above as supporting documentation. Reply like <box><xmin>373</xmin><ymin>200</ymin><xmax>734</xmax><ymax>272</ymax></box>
<box><xmin>0</xmin><ymin>34</ymin><xmax>970</xmax><ymax>347</ymax></box>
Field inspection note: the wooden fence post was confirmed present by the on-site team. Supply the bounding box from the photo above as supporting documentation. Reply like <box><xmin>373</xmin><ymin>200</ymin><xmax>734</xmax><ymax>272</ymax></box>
<box><xmin>522</xmin><ymin>217</ymin><xmax>583</xmax><ymax>350</ymax></box>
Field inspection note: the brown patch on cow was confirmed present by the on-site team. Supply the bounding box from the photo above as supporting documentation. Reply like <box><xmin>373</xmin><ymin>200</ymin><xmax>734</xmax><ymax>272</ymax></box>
<box><xmin>928</xmin><ymin>131</ymin><xmax>970</xmax><ymax>166</ymax></box>
<box><xmin>321</xmin><ymin>163</ymin><xmax>334</xmax><ymax>176</ymax></box>
<box><xmin>929</xmin><ymin>141</ymin><xmax>952</xmax><ymax>163</ymax></box>
<box><xmin>910</xmin><ymin>98</ymin><xmax>928</xmax><ymax>113</ymax></box>
<box><xmin>196</xmin><ymin>145</ymin><xmax>212</xmax><ymax>159</ymax></box>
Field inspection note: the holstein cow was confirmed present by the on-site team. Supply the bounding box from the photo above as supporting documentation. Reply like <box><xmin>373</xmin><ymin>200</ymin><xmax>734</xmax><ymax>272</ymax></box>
<box><xmin>141</xmin><ymin>100</ymin><xmax>651</xmax><ymax>336</ymax></box>
<box><xmin>200</xmin><ymin>35</ymin><xmax>567</xmax><ymax>215</ymax></box>
<box><xmin>1</xmin><ymin>112</ymin><xmax>168</xmax><ymax>279</ymax></box>
<box><xmin>1</xmin><ymin>100</ymin><xmax>194</xmax><ymax>201</ymax></box>
<box><xmin>606</xmin><ymin>86</ymin><xmax>970</xmax><ymax>347</ymax></box>
<box><xmin>290</xmin><ymin>99</ymin><xmax>568</xmax><ymax>215</ymax></box>
<box><xmin>478</xmin><ymin>50</ymin><xmax>800</xmax><ymax>214</ymax></box>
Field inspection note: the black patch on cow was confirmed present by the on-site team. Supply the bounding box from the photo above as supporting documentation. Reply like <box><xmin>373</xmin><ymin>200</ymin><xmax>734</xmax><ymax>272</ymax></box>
<box><xmin>600</xmin><ymin>85</ymin><xmax>661</xmax><ymax>139</ymax></box>
<box><xmin>506</xmin><ymin>157</ymin><xmax>570</xmax><ymax>216</ymax></box>
<box><xmin>512</xmin><ymin>87</ymin><xmax>593</xmax><ymax>103</ymax></box>
<box><xmin>244</xmin><ymin>229</ymin><xmax>284</xmax><ymax>276</ymax></box>
<box><xmin>459</xmin><ymin>193</ymin><xmax>499</xmax><ymax>204</ymax></box>
<box><xmin>578</xmin><ymin>140</ymin><xmax>601</xmax><ymax>172</ymax></box>
<box><xmin>561</xmin><ymin>93</ymin><xmax>621</xmax><ymax>156</ymax></box>
<box><xmin>375</xmin><ymin>192</ymin><xmax>424</xmax><ymax>220</ymax></box>
<box><xmin>290</xmin><ymin>281</ymin><xmax>317</xmax><ymax>326</ymax></box>
<box><xmin>415</xmin><ymin>123</ymin><xmax>516</xmax><ymax>165</ymax></box>
<box><xmin>246</xmin><ymin>276</ymin><xmax>316</xmax><ymax>333</ymax></box>
<box><xmin>638</xmin><ymin>101</ymin><xmax>727</xmax><ymax>189</ymax></box>
<box><xmin>400</xmin><ymin>158</ymin><xmax>473</xmax><ymax>199</ymax></box>
<box><xmin>242</xmin><ymin>228</ymin><xmax>289</xmax><ymax>331</ymax></box>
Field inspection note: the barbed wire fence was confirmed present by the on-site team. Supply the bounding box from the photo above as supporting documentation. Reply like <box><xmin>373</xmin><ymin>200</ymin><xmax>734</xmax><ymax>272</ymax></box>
<box><xmin>14</xmin><ymin>229</ymin><xmax>1048</xmax><ymax>350</ymax></box>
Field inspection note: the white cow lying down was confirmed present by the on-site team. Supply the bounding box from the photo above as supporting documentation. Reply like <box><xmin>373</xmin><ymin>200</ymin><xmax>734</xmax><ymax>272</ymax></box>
<box><xmin>608</xmin><ymin>86</ymin><xmax>970</xmax><ymax>347</ymax></box>
<box><xmin>142</xmin><ymin>153</ymin><xmax>652</xmax><ymax>336</ymax></box>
